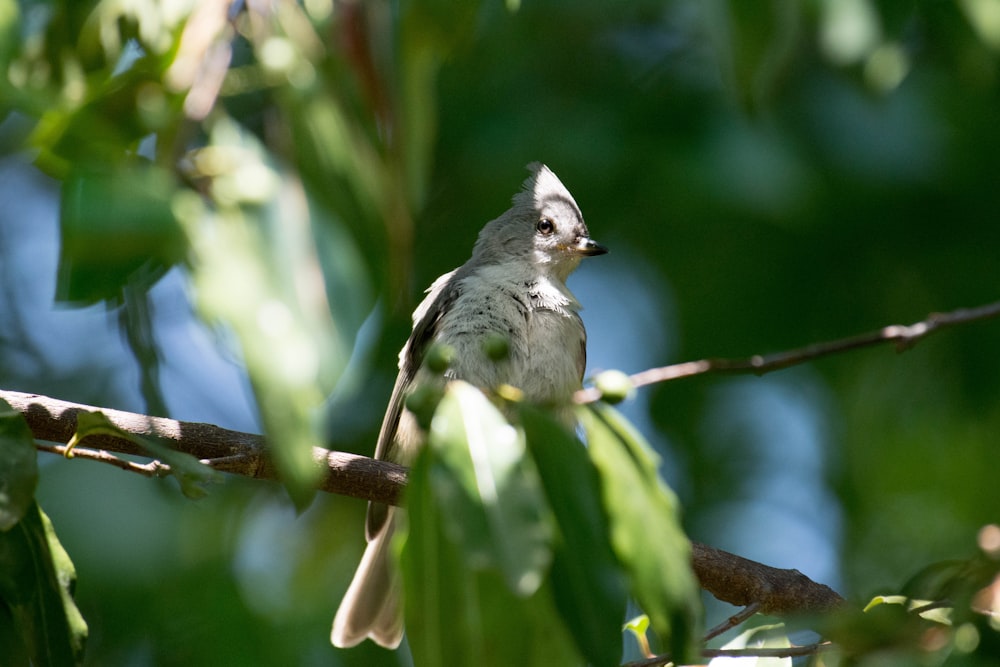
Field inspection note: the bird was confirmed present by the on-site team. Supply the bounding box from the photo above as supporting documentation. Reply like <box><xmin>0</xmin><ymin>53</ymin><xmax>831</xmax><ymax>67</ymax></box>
<box><xmin>331</xmin><ymin>162</ymin><xmax>608</xmax><ymax>649</ymax></box>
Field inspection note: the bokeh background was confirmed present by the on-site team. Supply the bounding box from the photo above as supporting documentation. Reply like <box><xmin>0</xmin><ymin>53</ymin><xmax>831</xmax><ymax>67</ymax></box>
<box><xmin>2</xmin><ymin>1</ymin><xmax>999</xmax><ymax>664</ymax></box>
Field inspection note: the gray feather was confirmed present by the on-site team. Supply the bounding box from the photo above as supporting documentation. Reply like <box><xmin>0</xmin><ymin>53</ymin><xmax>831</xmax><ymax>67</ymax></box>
<box><xmin>331</xmin><ymin>163</ymin><xmax>606</xmax><ymax>649</ymax></box>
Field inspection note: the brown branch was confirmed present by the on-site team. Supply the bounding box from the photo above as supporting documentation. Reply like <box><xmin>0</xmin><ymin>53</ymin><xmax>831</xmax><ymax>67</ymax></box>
<box><xmin>575</xmin><ymin>300</ymin><xmax>1000</xmax><ymax>403</ymax></box>
<box><xmin>14</xmin><ymin>303</ymin><xmax>985</xmax><ymax>655</ymax></box>
<box><xmin>3</xmin><ymin>390</ymin><xmax>407</xmax><ymax>506</ymax></box>
<box><xmin>691</xmin><ymin>541</ymin><xmax>845</xmax><ymax>615</ymax></box>
<box><xmin>5</xmin><ymin>389</ymin><xmax>845</xmax><ymax>623</ymax></box>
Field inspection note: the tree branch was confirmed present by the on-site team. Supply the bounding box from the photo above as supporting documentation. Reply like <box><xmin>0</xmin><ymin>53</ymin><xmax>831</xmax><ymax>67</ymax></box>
<box><xmin>3</xmin><ymin>390</ymin><xmax>407</xmax><ymax>506</ymax></box>
<box><xmin>2</xmin><ymin>388</ymin><xmax>845</xmax><ymax>625</ymax></box>
<box><xmin>11</xmin><ymin>302</ymin><xmax>991</xmax><ymax>653</ymax></box>
<box><xmin>691</xmin><ymin>541</ymin><xmax>844</xmax><ymax>615</ymax></box>
<box><xmin>575</xmin><ymin>300</ymin><xmax>1000</xmax><ymax>403</ymax></box>
<box><xmin>702</xmin><ymin>602</ymin><xmax>761</xmax><ymax>642</ymax></box>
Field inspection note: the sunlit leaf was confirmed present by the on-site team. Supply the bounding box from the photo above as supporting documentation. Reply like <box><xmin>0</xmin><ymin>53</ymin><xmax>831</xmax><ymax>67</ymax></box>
<box><xmin>958</xmin><ymin>0</ymin><xmax>1000</xmax><ymax>51</ymax></box>
<box><xmin>823</xmin><ymin>597</ymin><xmax>923</xmax><ymax>655</ymax></box>
<box><xmin>402</xmin><ymin>383</ymin><xmax>581</xmax><ymax>667</ymax></box>
<box><xmin>864</xmin><ymin>594</ymin><xmax>952</xmax><ymax>625</ymax></box>
<box><xmin>179</xmin><ymin>118</ymin><xmax>357</xmax><ymax>508</ymax></box>
<box><xmin>0</xmin><ymin>502</ymin><xmax>87</xmax><ymax>665</ymax></box>
<box><xmin>287</xmin><ymin>82</ymin><xmax>392</xmax><ymax>297</ymax></box>
<box><xmin>0</xmin><ymin>0</ymin><xmax>18</xmax><ymax>69</ymax></box>
<box><xmin>425</xmin><ymin>381</ymin><xmax>551</xmax><ymax>592</ymax></box>
<box><xmin>580</xmin><ymin>403</ymin><xmax>702</xmax><ymax>663</ymax></box>
<box><xmin>623</xmin><ymin>614</ymin><xmax>653</xmax><ymax>659</ymax></box>
<box><xmin>520</xmin><ymin>405</ymin><xmax>627</xmax><ymax>666</ymax></box>
<box><xmin>863</xmin><ymin>594</ymin><xmax>909</xmax><ymax>612</ymax></box>
<box><xmin>0</xmin><ymin>398</ymin><xmax>38</xmax><ymax>531</ymax></box>
<box><xmin>623</xmin><ymin>613</ymin><xmax>650</xmax><ymax>636</ymax></box>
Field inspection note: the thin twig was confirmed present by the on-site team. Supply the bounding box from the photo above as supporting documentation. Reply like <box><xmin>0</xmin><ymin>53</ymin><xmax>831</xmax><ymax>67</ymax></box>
<box><xmin>701</xmin><ymin>642</ymin><xmax>835</xmax><ymax>658</ymax></box>
<box><xmin>576</xmin><ymin>300</ymin><xmax>1000</xmax><ymax>403</ymax></box>
<box><xmin>4</xmin><ymin>390</ymin><xmax>408</xmax><ymax>505</ymax></box>
<box><xmin>703</xmin><ymin>602</ymin><xmax>761</xmax><ymax>642</ymax></box>
<box><xmin>622</xmin><ymin>641</ymin><xmax>835</xmax><ymax>667</ymax></box>
<box><xmin>35</xmin><ymin>442</ymin><xmax>172</xmax><ymax>478</ymax></box>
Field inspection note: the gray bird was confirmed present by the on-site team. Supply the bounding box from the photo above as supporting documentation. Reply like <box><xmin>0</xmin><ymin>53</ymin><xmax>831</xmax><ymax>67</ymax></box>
<box><xmin>331</xmin><ymin>162</ymin><xmax>607</xmax><ymax>649</ymax></box>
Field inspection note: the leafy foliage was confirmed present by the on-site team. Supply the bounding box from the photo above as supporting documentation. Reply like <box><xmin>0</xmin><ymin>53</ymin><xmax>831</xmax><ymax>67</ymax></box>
<box><xmin>0</xmin><ymin>398</ymin><xmax>38</xmax><ymax>531</ymax></box>
<box><xmin>0</xmin><ymin>503</ymin><xmax>88</xmax><ymax>666</ymax></box>
<box><xmin>581</xmin><ymin>404</ymin><xmax>701</xmax><ymax>661</ymax></box>
<box><xmin>1</xmin><ymin>0</ymin><xmax>1000</xmax><ymax>665</ymax></box>
<box><xmin>400</xmin><ymin>382</ymin><xmax>580</xmax><ymax>666</ymax></box>
<box><xmin>401</xmin><ymin>382</ymin><xmax>699</xmax><ymax>665</ymax></box>
<box><xmin>0</xmin><ymin>403</ymin><xmax>86</xmax><ymax>666</ymax></box>
<box><xmin>521</xmin><ymin>406</ymin><xmax>628</xmax><ymax>666</ymax></box>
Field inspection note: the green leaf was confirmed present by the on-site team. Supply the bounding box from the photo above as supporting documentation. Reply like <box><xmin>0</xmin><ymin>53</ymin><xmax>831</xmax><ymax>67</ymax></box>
<box><xmin>823</xmin><ymin>595</ymin><xmax>924</xmax><ymax>655</ymax></box>
<box><xmin>425</xmin><ymin>381</ymin><xmax>551</xmax><ymax>593</ymax></box>
<box><xmin>401</xmin><ymin>425</ymin><xmax>581</xmax><ymax>667</ymax></box>
<box><xmin>0</xmin><ymin>0</ymin><xmax>18</xmax><ymax>69</ymax></box>
<box><xmin>71</xmin><ymin>411</ymin><xmax>220</xmax><ymax>499</ymax></box>
<box><xmin>623</xmin><ymin>614</ymin><xmax>653</xmax><ymax>659</ymax></box>
<box><xmin>0</xmin><ymin>502</ymin><xmax>88</xmax><ymax>666</ymax></box>
<box><xmin>864</xmin><ymin>594</ymin><xmax>952</xmax><ymax>625</ymax></box>
<box><xmin>580</xmin><ymin>403</ymin><xmax>702</xmax><ymax>663</ymax></box>
<box><xmin>179</xmin><ymin>118</ymin><xmax>361</xmax><ymax>508</ymax></box>
<box><xmin>863</xmin><ymin>594</ymin><xmax>909</xmax><ymax>612</ymax></box>
<box><xmin>0</xmin><ymin>399</ymin><xmax>38</xmax><ymax>531</ymax></box>
<box><xmin>287</xmin><ymin>88</ymin><xmax>390</xmax><ymax>297</ymax></box>
<box><xmin>57</xmin><ymin>163</ymin><xmax>185</xmax><ymax>303</ymax></box>
<box><xmin>520</xmin><ymin>405</ymin><xmax>627</xmax><ymax>667</ymax></box>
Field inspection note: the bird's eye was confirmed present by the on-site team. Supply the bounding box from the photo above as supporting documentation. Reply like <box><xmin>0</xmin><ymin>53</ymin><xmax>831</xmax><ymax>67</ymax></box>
<box><xmin>536</xmin><ymin>218</ymin><xmax>555</xmax><ymax>235</ymax></box>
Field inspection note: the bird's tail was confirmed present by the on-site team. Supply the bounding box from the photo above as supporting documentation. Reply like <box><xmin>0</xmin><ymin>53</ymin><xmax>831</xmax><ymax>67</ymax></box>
<box><xmin>331</xmin><ymin>510</ymin><xmax>403</xmax><ymax>649</ymax></box>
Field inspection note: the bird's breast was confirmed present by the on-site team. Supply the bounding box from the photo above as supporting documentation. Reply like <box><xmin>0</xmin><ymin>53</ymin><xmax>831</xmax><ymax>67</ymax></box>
<box><xmin>435</xmin><ymin>272</ymin><xmax>585</xmax><ymax>403</ymax></box>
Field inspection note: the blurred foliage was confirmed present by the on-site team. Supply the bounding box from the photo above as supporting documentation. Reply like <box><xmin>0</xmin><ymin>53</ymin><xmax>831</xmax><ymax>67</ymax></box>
<box><xmin>581</xmin><ymin>403</ymin><xmax>701</xmax><ymax>662</ymax></box>
<box><xmin>1</xmin><ymin>0</ymin><xmax>1000</xmax><ymax>665</ymax></box>
<box><xmin>401</xmin><ymin>382</ymin><xmax>579</xmax><ymax>666</ymax></box>
<box><xmin>2</xmin><ymin>399</ymin><xmax>87</xmax><ymax>665</ymax></box>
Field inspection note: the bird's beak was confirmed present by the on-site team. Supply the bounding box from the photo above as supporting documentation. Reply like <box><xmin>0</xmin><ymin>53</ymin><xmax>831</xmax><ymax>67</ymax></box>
<box><xmin>574</xmin><ymin>236</ymin><xmax>609</xmax><ymax>257</ymax></box>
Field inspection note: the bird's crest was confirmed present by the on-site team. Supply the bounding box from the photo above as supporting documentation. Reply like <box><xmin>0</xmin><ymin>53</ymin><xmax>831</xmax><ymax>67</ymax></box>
<box><xmin>512</xmin><ymin>162</ymin><xmax>580</xmax><ymax>215</ymax></box>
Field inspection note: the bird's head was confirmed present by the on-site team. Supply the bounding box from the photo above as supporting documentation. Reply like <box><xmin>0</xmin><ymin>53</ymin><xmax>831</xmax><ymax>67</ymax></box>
<box><xmin>473</xmin><ymin>163</ymin><xmax>608</xmax><ymax>282</ymax></box>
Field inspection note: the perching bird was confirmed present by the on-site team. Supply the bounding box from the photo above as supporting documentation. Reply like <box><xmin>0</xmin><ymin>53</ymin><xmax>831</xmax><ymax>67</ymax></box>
<box><xmin>331</xmin><ymin>162</ymin><xmax>608</xmax><ymax>649</ymax></box>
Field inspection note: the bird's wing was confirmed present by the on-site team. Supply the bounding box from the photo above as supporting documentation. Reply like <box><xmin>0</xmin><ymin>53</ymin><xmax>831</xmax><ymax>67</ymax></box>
<box><xmin>366</xmin><ymin>269</ymin><xmax>461</xmax><ymax>539</ymax></box>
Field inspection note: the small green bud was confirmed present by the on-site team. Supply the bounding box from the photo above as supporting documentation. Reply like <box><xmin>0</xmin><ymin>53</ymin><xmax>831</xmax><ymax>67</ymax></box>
<box><xmin>405</xmin><ymin>384</ymin><xmax>442</xmax><ymax>430</ymax></box>
<box><xmin>495</xmin><ymin>383</ymin><xmax>523</xmax><ymax>403</ymax></box>
<box><xmin>424</xmin><ymin>343</ymin><xmax>455</xmax><ymax>375</ymax></box>
<box><xmin>482</xmin><ymin>333</ymin><xmax>510</xmax><ymax>362</ymax></box>
<box><xmin>594</xmin><ymin>370</ymin><xmax>633</xmax><ymax>405</ymax></box>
